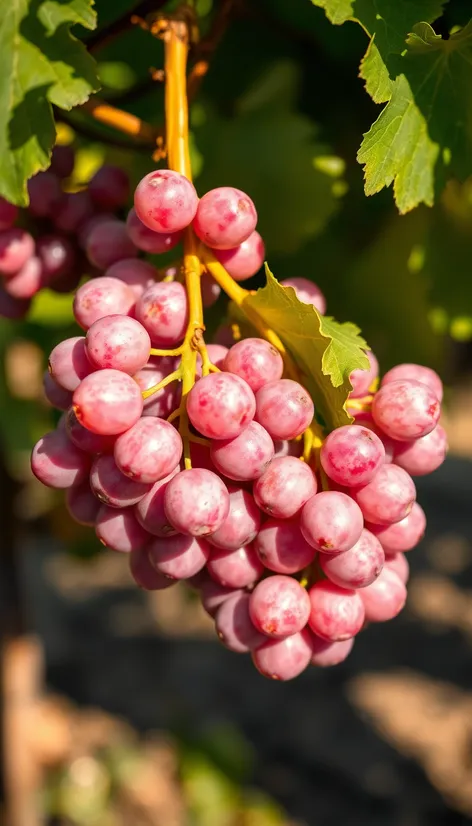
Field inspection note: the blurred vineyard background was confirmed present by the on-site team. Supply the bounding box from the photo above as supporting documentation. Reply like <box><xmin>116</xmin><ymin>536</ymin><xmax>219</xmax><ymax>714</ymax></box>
<box><xmin>2</xmin><ymin>0</ymin><xmax>472</xmax><ymax>823</ymax></box>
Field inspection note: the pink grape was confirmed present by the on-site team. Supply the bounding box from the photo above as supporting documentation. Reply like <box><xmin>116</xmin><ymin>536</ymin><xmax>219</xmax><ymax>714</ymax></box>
<box><xmin>36</xmin><ymin>234</ymin><xmax>76</xmax><ymax>281</ymax></box>
<box><xmin>319</xmin><ymin>528</ymin><xmax>385</xmax><ymax>589</ymax></box>
<box><xmin>43</xmin><ymin>372</ymin><xmax>73</xmax><ymax>410</ymax></box>
<box><xmin>280</xmin><ymin>277</ymin><xmax>326</xmax><ymax>315</ymax></box>
<box><xmin>4</xmin><ymin>257</ymin><xmax>45</xmax><ymax>299</ymax></box>
<box><xmin>85</xmin><ymin>315</ymin><xmax>150</xmax><ymax>375</ymax></box>
<box><xmin>73</xmin><ymin>369</ymin><xmax>143</xmax><ymax>435</ymax></box>
<box><xmin>77</xmin><ymin>213</ymin><xmax>115</xmax><ymax>250</ymax></box>
<box><xmin>351</xmin><ymin>464</ymin><xmax>416</xmax><ymax>525</ymax></box>
<box><xmin>252</xmin><ymin>629</ymin><xmax>313</xmax><ymax>681</ymax></box>
<box><xmin>255</xmin><ymin>379</ymin><xmax>314</xmax><ymax>440</ymax></box>
<box><xmin>134</xmin><ymin>359</ymin><xmax>180</xmax><ymax>418</ymax></box>
<box><xmin>249</xmin><ymin>575</ymin><xmax>310</xmax><ymax>638</ymax></box>
<box><xmin>126</xmin><ymin>207</ymin><xmax>183</xmax><ymax>254</ymax></box>
<box><xmin>381</xmin><ymin>362</ymin><xmax>443</xmax><ymax>402</ymax></box>
<box><xmin>65</xmin><ymin>408</ymin><xmax>116</xmax><ymax>454</ymax></box>
<box><xmin>360</xmin><ymin>567</ymin><xmax>407</xmax><ymax>622</ymax></box>
<box><xmin>135</xmin><ymin>281</ymin><xmax>188</xmax><ymax>347</ymax></box>
<box><xmin>213</xmin><ymin>324</ymin><xmax>236</xmax><ymax>348</ymax></box>
<box><xmin>357</xmin><ymin>420</ymin><xmax>395</xmax><ymax>463</ymax></box>
<box><xmin>148</xmin><ymin>533</ymin><xmax>210</xmax><ymax>580</ymax></box>
<box><xmin>349</xmin><ymin>350</ymin><xmax>379</xmax><ymax>398</ymax></box>
<box><xmin>50</xmin><ymin>145</ymin><xmax>75</xmax><ymax>178</ymax></box>
<box><xmin>134</xmin><ymin>170</ymin><xmax>198</xmax><ymax>233</ymax></box>
<box><xmin>86</xmin><ymin>219</ymin><xmax>137</xmax><ymax>270</ymax></box>
<box><xmin>223</xmin><ymin>338</ymin><xmax>284</xmax><ymax>393</ymax></box>
<box><xmin>90</xmin><ymin>454</ymin><xmax>151</xmax><ymax>507</ymax></box>
<box><xmin>66</xmin><ymin>482</ymin><xmax>101</xmax><ymax>526</ymax></box>
<box><xmin>207</xmin><ymin>543</ymin><xmax>264</xmax><ymax>588</ymax></box>
<box><xmin>49</xmin><ymin>336</ymin><xmax>93</xmax><ymax>391</ymax></box>
<box><xmin>201</xmin><ymin>579</ymin><xmax>242</xmax><ymax>617</ymax></box>
<box><xmin>272</xmin><ymin>439</ymin><xmax>302</xmax><ymax>459</ymax></box>
<box><xmin>0</xmin><ymin>229</ymin><xmax>35</xmax><ymax>275</ymax></box>
<box><xmin>187</xmin><ymin>373</ymin><xmax>256</xmax><ymax>440</ymax></box>
<box><xmin>210</xmin><ymin>420</ymin><xmax>274</xmax><ymax>481</ymax></box>
<box><xmin>114</xmin><ymin>417</ymin><xmax>183</xmax><ymax>484</ymax></box>
<box><xmin>207</xmin><ymin>486</ymin><xmax>261</xmax><ymax>550</ymax></box>
<box><xmin>54</xmin><ymin>191</ymin><xmax>93</xmax><ymax>233</ymax></box>
<box><xmin>215</xmin><ymin>592</ymin><xmax>266</xmax><ymax>653</ymax></box>
<box><xmin>310</xmin><ymin>635</ymin><xmax>354</xmax><ymax>667</ymax></box>
<box><xmin>164</xmin><ymin>468</ymin><xmax>230</xmax><ymax>536</ymax></box>
<box><xmin>134</xmin><ymin>468</ymin><xmax>179</xmax><ymax>536</ymax></box>
<box><xmin>254</xmin><ymin>518</ymin><xmax>315</xmax><ymax>574</ymax></box>
<box><xmin>308</xmin><ymin>581</ymin><xmax>365</xmax><ymax>641</ymax></box>
<box><xmin>393</xmin><ymin>425</ymin><xmax>447</xmax><ymax>476</ymax></box>
<box><xmin>196</xmin><ymin>344</ymin><xmax>228</xmax><ymax>376</ymax></box>
<box><xmin>367</xmin><ymin>502</ymin><xmax>426</xmax><ymax>553</ymax></box>
<box><xmin>27</xmin><ymin>171</ymin><xmax>61</xmax><ymax>217</ymax></box>
<box><xmin>200</xmin><ymin>272</ymin><xmax>221</xmax><ymax>308</ymax></box>
<box><xmin>385</xmin><ymin>552</ymin><xmax>410</xmax><ymax>583</ymax></box>
<box><xmin>73</xmin><ymin>277</ymin><xmax>135</xmax><ymax>330</ymax></box>
<box><xmin>214</xmin><ymin>231</ymin><xmax>265</xmax><ymax>281</ymax></box>
<box><xmin>95</xmin><ymin>505</ymin><xmax>150</xmax><ymax>552</ymax></box>
<box><xmin>0</xmin><ymin>196</ymin><xmax>18</xmax><ymax>230</ymax></box>
<box><xmin>372</xmin><ymin>379</ymin><xmax>440</xmax><ymax>441</ymax></box>
<box><xmin>105</xmin><ymin>258</ymin><xmax>156</xmax><ymax>299</ymax></box>
<box><xmin>31</xmin><ymin>429</ymin><xmax>90</xmax><ymax>489</ymax></box>
<box><xmin>300</xmin><ymin>491</ymin><xmax>364</xmax><ymax>554</ymax></box>
<box><xmin>0</xmin><ymin>287</ymin><xmax>30</xmax><ymax>319</ymax></box>
<box><xmin>254</xmin><ymin>456</ymin><xmax>317</xmax><ymax>519</ymax></box>
<box><xmin>320</xmin><ymin>425</ymin><xmax>385</xmax><ymax>487</ymax></box>
<box><xmin>89</xmin><ymin>164</ymin><xmax>130</xmax><ymax>210</ymax></box>
<box><xmin>129</xmin><ymin>547</ymin><xmax>173</xmax><ymax>590</ymax></box>
<box><xmin>193</xmin><ymin>187</ymin><xmax>257</xmax><ymax>249</ymax></box>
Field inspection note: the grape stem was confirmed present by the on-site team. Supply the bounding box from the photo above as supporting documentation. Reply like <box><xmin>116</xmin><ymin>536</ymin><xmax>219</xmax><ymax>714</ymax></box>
<box><xmin>81</xmin><ymin>97</ymin><xmax>163</xmax><ymax>148</ymax></box>
<box><xmin>347</xmin><ymin>394</ymin><xmax>373</xmax><ymax>412</ymax></box>
<box><xmin>141</xmin><ymin>368</ymin><xmax>182</xmax><ymax>400</ymax></box>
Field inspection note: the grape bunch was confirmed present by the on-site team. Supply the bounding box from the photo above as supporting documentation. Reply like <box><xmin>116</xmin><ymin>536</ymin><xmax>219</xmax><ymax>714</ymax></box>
<box><xmin>29</xmin><ymin>166</ymin><xmax>446</xmax><ymax>681</ymax></box>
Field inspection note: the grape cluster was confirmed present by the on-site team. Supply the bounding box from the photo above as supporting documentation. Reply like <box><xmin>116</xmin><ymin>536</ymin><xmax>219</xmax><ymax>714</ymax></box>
<box><xmin>29</xmin><ymin>166</ymin><xmax>446</xmax><ymax>681</ymax></box>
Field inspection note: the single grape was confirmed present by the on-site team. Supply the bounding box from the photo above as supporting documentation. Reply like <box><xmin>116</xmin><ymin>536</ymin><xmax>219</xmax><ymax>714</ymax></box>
<box><xmin>43</xmin><ymin>372</ymin><xmax>73</xmax><ymax>411</ymax></box>
<box><xmin>367</xmin><ymin>502</ymin><xmax>426</xmax><ymax>553</ymax></box>
<box><xmin>393</xmin><ymin>424</ymin><xmax>447</xmax><ymax>476</ymax></box>
<box><xmin>0</xmin><ymin>229</ymin><xmax>35</xmax><ymax>275</ymax></box>
<box><xmin>187</xmin><ymin>373</ymin><xmax>256</xmax><ymax>440</ymax></box>
<box><xmin>31</xmin><ymin>429</ymin><xmax>90</xmax><ymax>489</ymax></box>
<box><xmin>65</xmin><ymin>408</ymin><xmax>116</xmax><ymax>454</ymax></box>
<box><xmin>249</xmin><ymin>575</ymin><xmax>310</xmax><ymax>638</ymax></box>
<box><xmin>134</xmin><ymin>468</ymin><xmax>179</xmax><ymax>536</ymax></box>
<box><xmin>196</xmin><ymin>343</ymin><xmax>228</xmax><ymax>376</ymax></box>
<box><xmin>280</xmin><ymin>277</ymin><xmax>326</xmax><ymax>315</ymax></box>
<box><xmin>320</xmin><ymin>425</ymin><xmax>385</xmax><ymax>487</ymax></box>
<box><xmin>73</xmin><ymin>277</ymin><xmax>135</xmax><ymax>330</ymax></box>
<box><xmin>360</xmin><ymin>567</ymin><xmax>407</xmax><ymax>622</ymax></box>
<box><xmin>253</xmin><ymin>456</ymin><xmax>317</xmax><ymax>519</ymax></box>
<box><xmin>50</xmin><ymin>144</ymin><xmax>75</xmax><ymax>178</ymax></box>
<box><xmin>349</xmin><ymin>350</ymin><xmax>379</xmax><ymax>398</ymax></box>
<box><xmin>54</xmin><ymin>190</ymin><xmax>93</xmax><ymax>234</ymax></box>
<box><xmin>310</xmin><ymin>635</ymin><xmax>354</xmax><ymax>667</ymax></box>
<box><xmin>164</xmin><ymin>468</ymin><xmax>230</xmax><ymax>536</ymax></box>
<box><xmin>214</xmin><ymin>231</ymin><xmax>265</xmax><ymax>281</ymax></box>
<box><xmin>372</xmin><ymin>379</ymin><xmax>440</xmax><ymax>441</ymax></box>
<box><xmin>27</xmin><ymin>171</ymin><xmax>61</xmax><ymax>217</ymax></box>
<box><xmin>207</xmin><ymin>485</ymin><xmax>261</xmax><ymax>550</ymax></box>
<box><xmin>355</xmin><ymin>420</ymin><xmax>395</xmax><ymax>463</ymax></box>
<box><xmin>104</xmin><ymin>259</ymin><xmax>155</xmax><ymax>299</ymax></box>
<box><xmin>252</xmin><ymin>628</ymin><xmax>313</xmax><ymax>681</ymax></box>
<box><xmin>351</xmin><ymin>464</ymin><xmax>416</xmax><ymax>525</ymax></box>
<box><xmin>114</xmin><ymin>417</ymin><xmax>183</xmax><ymax>484</ymax></box>
<box><xmin>319</xmin><ymin>528</ymin><xmax>385</xmax><ymax>589</ymax></box>
<box><xmin>85</xmin><ymin>314</ymin><xmax>151</xmax><ymax>375</ymax></box>
<box><xmin>134</xmin><ymin>170</ymin><xmax>198</xmax><ymax>233</ymax></box>
<box><xmin>254</xmin><ymin>518</ymin><xmax>315</xmax><ymax>574</ymax></box>
<box><xmin>223</xmin><ymin>338</ymin><xmax>284</xmax><ymax>393</ymax></box>
<box><xmin>0</xmin><ymin>196</ymin><xmax>18</xmax><ymax>230</ymax></box>
<box><xmin>308</xmin><ymin>580</ymin><xmax>365</xmax><ymax>641</ymax></box>
<box><xmin>4</xmin><ymin>256</ymin><xmax>45</xmax><ymax>299</ymax></box>
<box><xmin>207</xmin><ymin>543</ymin><xmax>264</xmax><ymax>588</ymax></box>
<box><xmin>135</xmin><ymin>281</ymin><xmax>188</xmax><ymax>347</ymax></box>
<box><xmin>381</xmin><ymin>362</ymin><xmax>443</xmax><ymax>402</ymax></box>
<box><xmin>385</xmin><ymin>552</ymin><xmax>410</xmax><ymax>583</ymax></box>
<box><xmin>86</xmin><ymin>219</ymin><xmax>137</xmax><ymax>270</ymax></box>
<box><xmin>95</xmin><ymin>505</ymin><xmax>150</xmax><ymax>552</ymax></box>
<box><xmin>73</xmin><ymin>369</ymin><xmax>143</xmax><ymax>435</ymax></box>
<box><xmin>193</xmin><ymin>187</ymin><xmax>257</xmax><ymax>249</ymax></box>
<box><xmin>272</xmin><ymin>439</ymin><xmax>303</xmax><ymax>459</ymax></box>
<box><xmin>133</xmin><ymin>359</ymin><xmax>180</xmax><ymax>418</ymax></box>
<box><xmin>148</xmin><ymin>533</ymin><xmax>210</xmax><ymax>579</ymax></box>
<box><xmin>36</xmin><ymin>234</ymin><xmax>76</xmax><ymax>282</ymax></box>
<box><xmin>215</xmin><ymin>592</ymin><xmax>266</xmax><ymax>653</ymax></box>
<box><xmin>255</xmin><ymin>379</ymin><xmax>314</xmax><ymax>441</ymax></box>
<box><xmin>126</xmin><ymin>207</ymin><xmax>183</xmax><ymax>254</ymax></box>
<box><xmin>201</xmin><ymin>272</ymin><xmax>221</xmax><ymax>308</ymax></box>
<box><xmin>201</xmin><ymin>579</ymin><xmax>242</xmax><ymax>617</ymax></box>
<box><xmin>129</xmin><ymin>547</ymin><xmax>173</xmax><ymax>590</ymax></box>
<box><xmin>77</xmin><ymin>213</ymin><xmax>115</xmax><ymax>250</ymax></box>
<box><xmin>210</xmin><ymin>420</ymin><xmax>274</xmax><ymax>481</ymax></box>
<box><xmin>88</xmin><ymin>164</ymin><xmax>130</xmax><ymax>210</ymax></box>
<box><xmin>90</xmin><ymin>454</ymin><xmax>152</xmax><ymax>507</ymax></box>
<box><xmin>49</xmin><ymin>336</ymin><xmax>94</xmax><ymax>391</ymax></box>
<box><xmin>66</xmin><ymin>482</ymin><xmax>101</xmax><ymax>526</ymax></box>
<box><xmin>300</xmin><ymin>491</ymin><xmax>364</xmax><ymax>554</ymax></box>
<box><xmin>0</xmin><ymin>287</ymin><xmax>30</xmax><ymax>319</ymax></box>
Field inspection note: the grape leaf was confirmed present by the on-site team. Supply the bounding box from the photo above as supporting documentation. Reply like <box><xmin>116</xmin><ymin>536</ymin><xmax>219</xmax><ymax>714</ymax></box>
<box><xmin>240</xmin><ymin>266</ymin><xmax>370</xmax><ymax>430</ymax></box>
<box><xmin>0</xmin><ymin>0</ymin><xmax>99</xmax><ymax>206</ymax></box>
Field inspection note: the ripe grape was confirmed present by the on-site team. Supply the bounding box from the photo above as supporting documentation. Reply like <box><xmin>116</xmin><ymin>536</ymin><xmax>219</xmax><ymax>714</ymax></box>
<box><xmin>90</xmin><ymin>454</ymin><xmax>151</xmax><ymax>507</ymax></box>
<box><xmin>351</xmin><ymin>464</ymin><xmax>416</xmax><ymax>525</ymax></box>
<box><xmin>210</xmin><ymin>420</ymin><xmax>274</xmax><ymax>481</ymax></box>
<box><xmin>31</xmin><ymin>429</ymin><xmax>90</xmax><ymax>489</ymax></box>
<box><xmin>187</xmin><ymin>373</ymin><xmax>256</xmax><ymax>440</ymax></box>
<box><xmin>196</xmin><ymin>343</ymin><xmax>228</xmax><ymax>376</ymax></box>
<box><xmin>310</xmin><ymin>635</ymin><xmax>354</xmax><ymax>667</ymax></box>
<box><xmin>215</xmin><ymin>592</ymin><xmax>266</xmax><ymax>653</ymax></box>
<box><xmin>65</xmin><ymin>409</ymin><xmax>116</xmax><ymax>454</ymax></box>
<box><xmin>249</xmin><ymin>575</ymin><xmax>310</xmax><ymax>638</ymax></box>
<box><xmin>252</xmin><ymin>629</ymin><xmax>313</xmax><ymax>681</ymax></box>
<box><xmin>43</xmin><ymin>372</ymin><xmax>73</xmax><ymax>410</ymax></box>
<box><xmin>50</xmin><ymin>144</ymin><xmax>75</xmax><ymax>179</ymax></box>
<box><xmin>381</xmin><ymin>362</ymin><xmax>443</xmax><ymax>403</ymax></box>
<box><xmin>134</xmin><ymin>359</ymin><xmax>180</xmax><ymax>418</ymax></box>
<box><xmin>200</xmin><ymin>272</ymin><xmax>221</xmax><ymax>308</ymax></box>
<box><xmin>214</xmin><ymin>231</ymin><xmax>265</xmax><ymax>281</ymax></box>
<box><xmin>357</xmin><ymin>420</ymin><xmax>395</xmax><ymax>463</ymax></box>
<box><xmin>393</xmin><ymin>425</ymin><xmax>447</xmax><ymax>476</ymax></box>
<box><xmin>207</xmin><ymin>543</ymin><xmax>264</xmax><ymax>588</ymax></box>
<box><xmin>193</xmin><ymin>186</ymin><xmax>257</xmax><ymax>249</ymax></box>
<box><xmin>66</xmin><ymin>482</ymin><xmax>101</xmax><ymax>526</ymax></box>
<box><xmin>4</xmin><ymin>256</ymin><xmax>45</xmax><ymax>299</ymax></box>
<box><xmin>201</xmin><ymin>579</ymin><xmax>242</xmax><ymax>617</ymax></box>
<box><xmin>255</xmin><ymin>379</ymin><xmax>314</xmax><ymax>440</ymax></box>
<box><xmin>308</xmin><ymin>581</ymin><xmax>365</xmax><ymax>641</ymax></box>
<box><xmin>85</xmin><ymin>315</ymin><xmax>151</xmax><ymax>375</ymax></box>
<box><xmin>300</xmin><ymin>491</ymin><xmax>364</xmax><ymax>554</ymax></box>
<box><xmin>367</xmin><ymin>502</ymin><xmax>426</xmax><ymax>553</ymax></box>
<box><xmin>105</xmin><ymin>258</ymin><xmax>156</xmax><ymax>299</ymax></box>
<box><xmin>88</xmin><ymin>164</ymin><xmax>130</xmax><ymax>210</ymax></box>
<box><xmin>73</xmin><ymin>277</ymin><xmax>135</xmax><ymax>330</ymax></box>
<box><xmin>0</xmin><ymin>288</ymin><xmax>30</xmax><ymax>318</ymax></box>
<box><xmin>134</xmin><ymin>468</ymin><xmax>179</xmax><ymax>536</ymax></box>
<box><xmin>207</xmin><ymin>486</ymin><xmax>261</xmax><ymax>550</ymax></box>
<box><xmin>349</xmin><ymin>350</ymin><xmax>379</xmax><ymax>398</ymax></box>
<box><xmin>54</xmin><ymin>191</ymin><xmax>93</xmax><ymax>233</ymax></box>
<box><xmin>223</xmin><ymin>338</ymin><xmax>284</xmax><ymax>393</ymax></box>
<box><xmin>254</xmin><ymin>518</ymin><xmax>315</xmax><ymax>574</ymax></box>
<box><xmin>0</xmin><ymin>196</ymin><xmax>18</xmax><ymax>230</ymax></box>
<box><xmin>280</xmin><ymin>277</ymin><xmax>326</xmax><ymax>315</ymax></box>
<box><xmin>164</xmin><ymin>468</ymin><xmax>230</xmax><ymax>536</ymax></box>
<box><xmin>114</xmin><ymin>417</ymin><xmax>183</xmax><ymax>484</ymax></box>
<box><xmin>385</xmin><ymin>552</ymin><xmax>410</xmax><ymax>583</ymax></box>
<box><xmin>148</xmin><ymin>533</ymin><xmax>210</xmax><ymax>579</ymax></box>
<box><xmin>360</xmin><ymin>567</ymin><xmax>407</xmax><ymax>622</ymax></box>
<box><xmin>272</xmin><ymin>439</ymin><xmax>303</xmax><ymax>459</ymax></box>
<box><xmin>49</xmin><ymin>336</ymin><xmax>93</xmax><ymax>391</ymax></box>
<box><xmin>134</xmin><ymin>170</ymin><xmax>198</xmax><ymax>233</ymax></box>
<box><xmin>320</xmin><ymin>425</ymin><xmax>385</xmax><ymax>487</ymax></box>
<box><xmin>253</xmin><ymin>456</ymin><xmax>317</xmax><ymax>519</ymax></box>
<box><xmin>126</xmin><ymin>207</ymin><xmax>183</xmax><ymax>254</ymax></box>
<box><xmin>135</xmin><ymin>281</ymin><xmax>188</xmax><ymax>347</ymax></box>
<box><xmin>129</xmin><ymin>547</ymin><xmax>173</xmax><ymax>590</ymax></box>
<box><xmin>73</xmin><ymin>369</ymin><xmax>143</xmax><ymax>435</ymax></box>
<box><xmin>86</xmin><ymin>219</ymin><xmax>137</xmax><ymax>270</ymax></box>
<box><xmin>0</xmin><ymin>228</ymin><xmax>35</xmax><ymax>275</ymax></box>
<box><xmin>372</xmin><ymin>379</ymin><xmax>440</xmax><ymax>441</ymax></box>
<box><xmin>36</xmin><ymin>234</ymin><xmax>76</xmax><ymax>281</ymax></box>
<box><xmin>95</xmin><ymin>505</ymin><xmax>150</xmax><ymax>552</ymax></box>
<box><xmin>27</xmin><ymin>171</ymin><xmax>61</xmax><ymax>217</ymax></box>
<box><xmin>77</xmin><ymin>213</ymin><xmax>115</xmax><ymax>250</ymax></box>
<box><xmin>319</xmin><ymin>528</ymin><xmax>384</xmax><ymax>589</ymax></box>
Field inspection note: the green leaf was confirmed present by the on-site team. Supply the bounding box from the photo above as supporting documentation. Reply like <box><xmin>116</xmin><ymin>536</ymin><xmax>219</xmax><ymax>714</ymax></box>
<box><xmin>311</xmin><ymin>0</ymin><xmax>353</xmax><ymax>25</ymax></box>
<box><xmin>0</xmin><ymin>0</ymin><xmax>99</xmax><ymax>206</ymax></box>
<box><xmin>241</xmin><ymin>266</ymin><xmax>370</xmax><ymax>430</ymax></box>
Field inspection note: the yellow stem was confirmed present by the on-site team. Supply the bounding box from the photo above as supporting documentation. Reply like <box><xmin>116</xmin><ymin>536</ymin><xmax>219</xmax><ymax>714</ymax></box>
<box><xmin>150</xmin><ymin>345</ymin><xmax>184</xmax><ymax>357</ymax></box>
<box><xmin>347</xmin><ymin>394</ymin><xmax>373</xmax><ymax>412</ymax></box>
<box><xmin>141</xmin><ymin>369</ymin><xmax>181</xmax><ymax>400</ymax></box>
